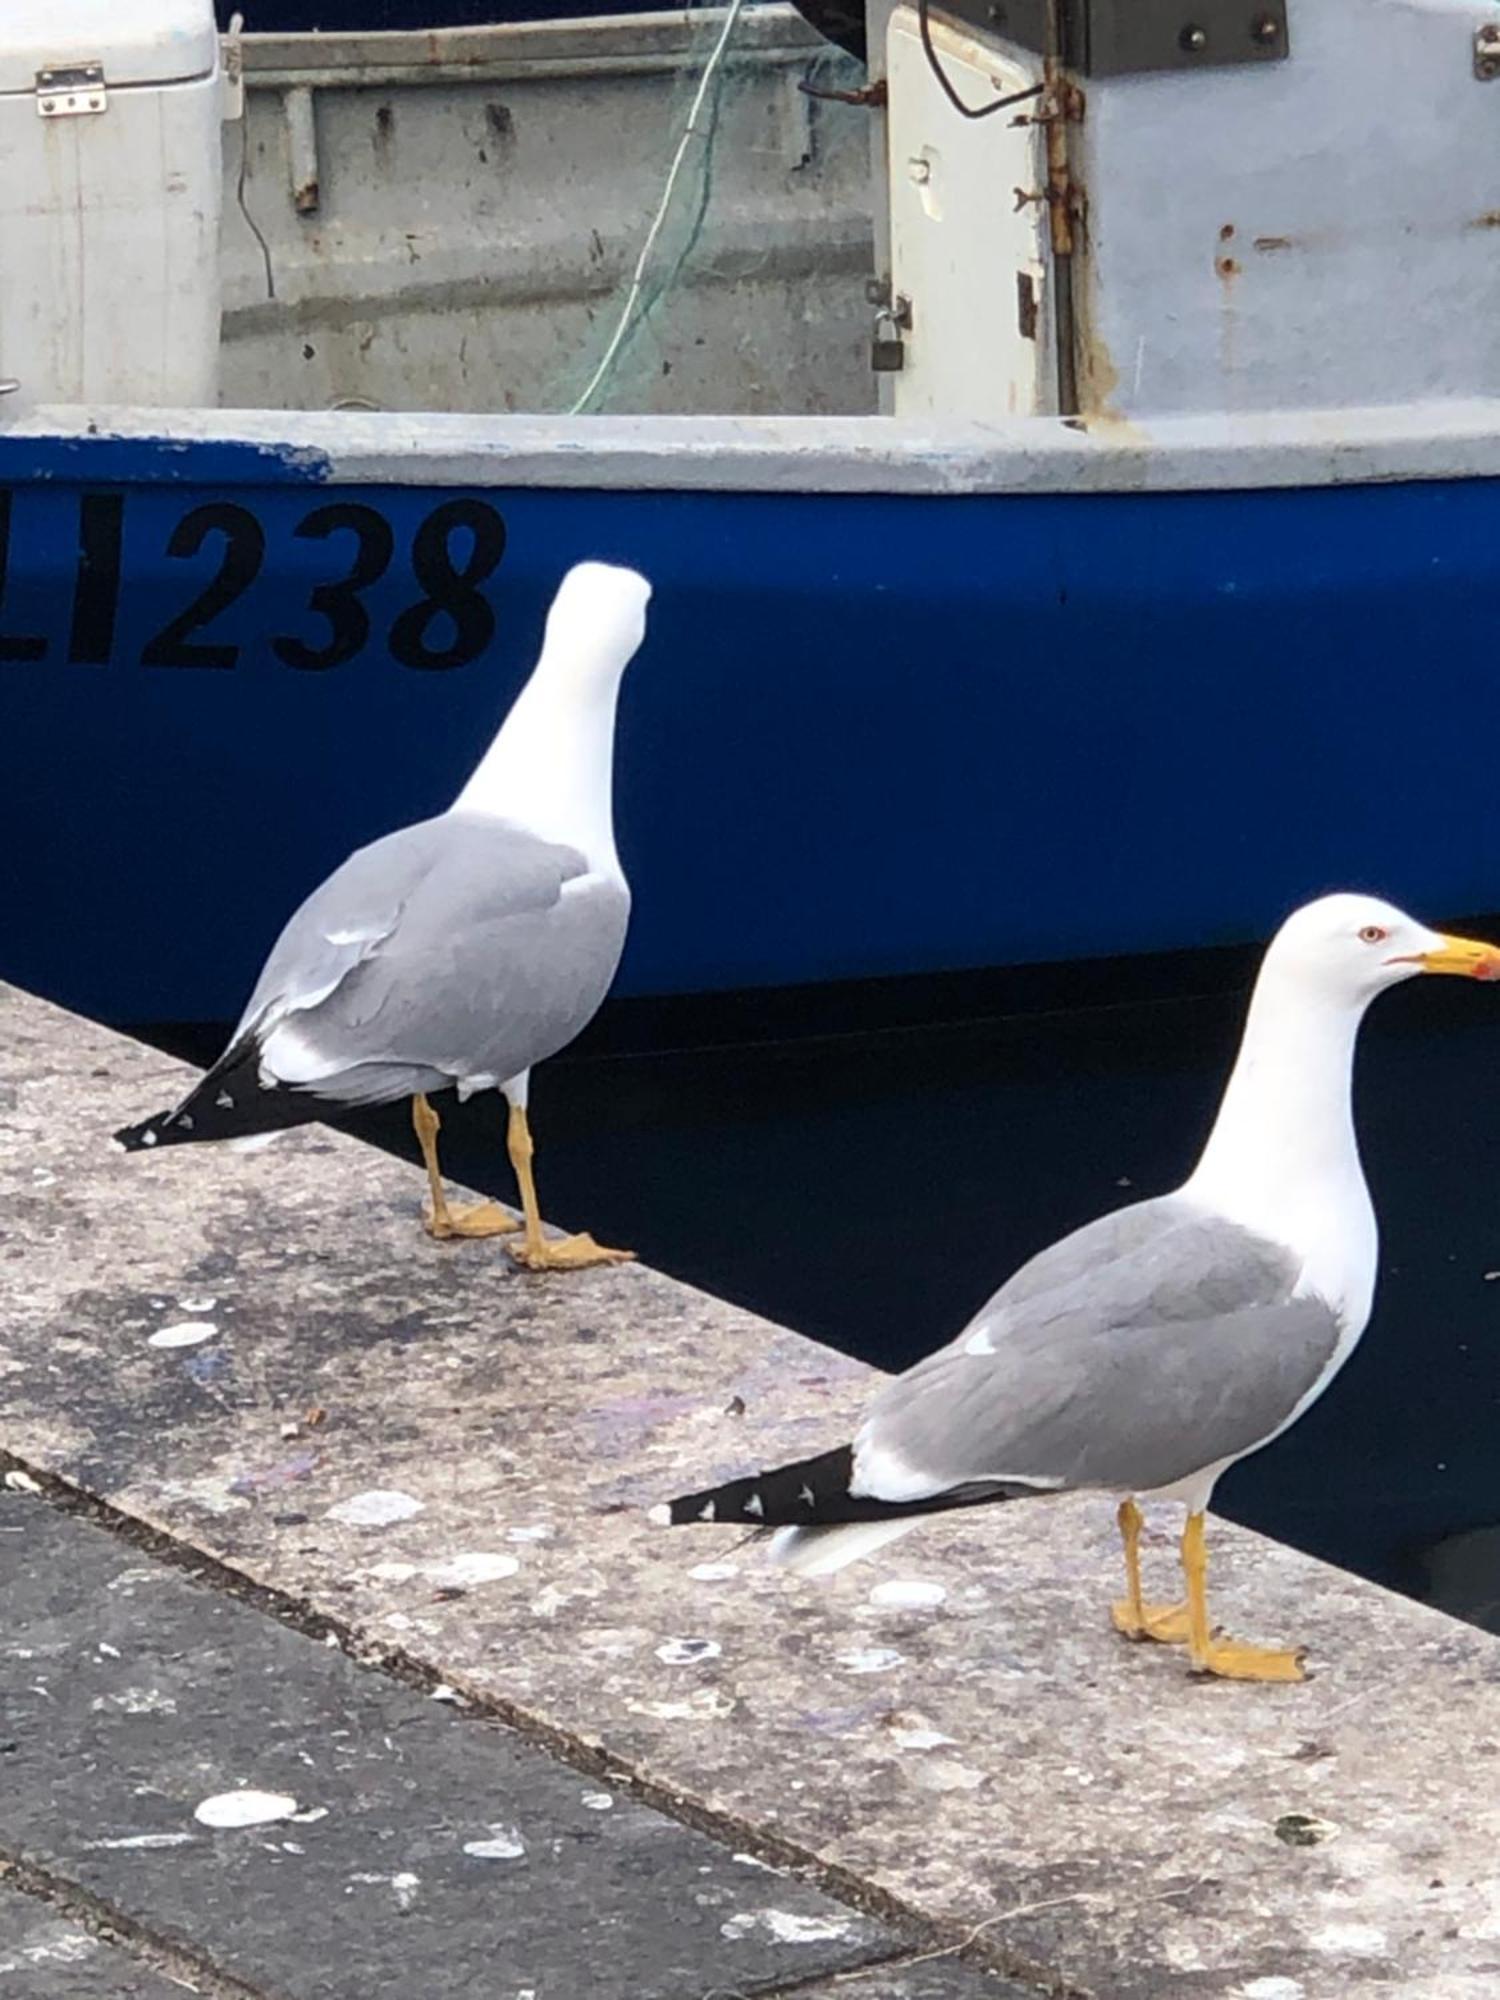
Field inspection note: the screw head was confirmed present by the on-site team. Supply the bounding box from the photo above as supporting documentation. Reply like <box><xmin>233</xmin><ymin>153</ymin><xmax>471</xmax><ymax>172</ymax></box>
<box><xmin>1179</xmin><ymin>22</ymin><xmax>1208</xmax><ymax>52</ymax></box>
<box><xmin>1250</xmin><ymin>12</ymin><xmax>1281</xmax><ymax>44</ymax></box>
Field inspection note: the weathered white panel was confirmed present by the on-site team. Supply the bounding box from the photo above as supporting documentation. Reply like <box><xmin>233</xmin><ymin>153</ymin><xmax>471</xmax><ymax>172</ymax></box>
<box><xmin>885</xmin><ymin>8</ymin><xmax>1048</xmax><ymax>418</ymax></box>
<box><xmin>0</xmin><ymin>0</ymin><xmax>222</xmax><ymax>406</ymax></box>
<box><xmin>1075</xmin><ymin>0</ymin><xmax>1500</xmax><ymax>420</ymax></box>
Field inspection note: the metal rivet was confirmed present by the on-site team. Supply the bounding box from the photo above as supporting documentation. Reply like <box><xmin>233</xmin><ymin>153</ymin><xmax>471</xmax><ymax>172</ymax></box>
<box><xmin>1179</xmin><ymin>23</ymin><xmax>1208</xmax><ymax>52</ymax></box>
<box><xmin>908</xmin><ymin>157</ymin><xmax>931</xmax><ymax>184</ymax></box>
<box><xmin>1250</xmin><ymin>13</ymin><xmax>1281</xmax><ymax>44</ymax></box>
<box><xmin>40</xmin><ymin>98</ymin><xmax>54</xmax><ymax>112</ymax></box>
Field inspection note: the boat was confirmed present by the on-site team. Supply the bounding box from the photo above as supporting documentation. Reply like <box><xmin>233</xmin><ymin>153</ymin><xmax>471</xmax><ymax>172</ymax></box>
<box><xmin>2</xmin><ymin>0</ymin><xmax>1498</xmax><ymax>1026</ymax></box>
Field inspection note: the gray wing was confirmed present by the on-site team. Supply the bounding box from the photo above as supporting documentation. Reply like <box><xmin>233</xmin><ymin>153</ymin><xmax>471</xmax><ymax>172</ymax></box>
<box><xmin>239</xmin><ymin>812</ymin><xmax>628</xmax><ymax>1100</ymax></box>
<box><xmin>856</xmin><ymin>1196</ymin><xmax>1343</xmax><ymax>1500</ymax></box>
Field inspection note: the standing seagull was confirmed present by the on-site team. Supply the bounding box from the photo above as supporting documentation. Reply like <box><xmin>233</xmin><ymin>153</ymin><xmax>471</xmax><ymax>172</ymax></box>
<box><xmin>659</xmin><ymin>895</ymin><xmax>1500</xmax><ymax>1680</ymax></box>
<box><xmin>116</xmin><ymin>560</ymin><xmax>650</xmax><ymax>1273</ymax></box>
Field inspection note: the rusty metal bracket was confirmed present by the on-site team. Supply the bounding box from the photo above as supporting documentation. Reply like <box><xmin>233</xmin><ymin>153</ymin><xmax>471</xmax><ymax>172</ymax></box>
<box><xmin>798</xmin><ymin>76</ymin><xmax>888</xmax><ymax>104</ymax></box>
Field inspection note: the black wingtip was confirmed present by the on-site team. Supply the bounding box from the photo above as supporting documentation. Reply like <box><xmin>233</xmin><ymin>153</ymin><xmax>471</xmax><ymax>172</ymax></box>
<box><xmin>112</xmin><ymin>1040</ymin><xmax>329</xmax><ymax>1153</ymax></box>
<box><xmin>114</xmin><ymin>1115</ymin><xmax>170</xmax><ymax>1153</ymax></box>
<box><xmin>661</xmin><ymin>1444</ymin><xmax>861</xmax><ymax>1529</ymax></box>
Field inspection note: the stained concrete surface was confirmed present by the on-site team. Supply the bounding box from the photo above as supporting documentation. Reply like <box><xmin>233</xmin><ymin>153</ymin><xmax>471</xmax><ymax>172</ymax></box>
<box><xmin>3</xmin><ymin>981</ymin><xmax>1500</xmax><ymax>1997</ymax></box>
<box><xmin>0</xmin><ymin>1882</ymin><xmax>193</xmax><ymax>1998</ymax></box>
<box><xmin>0</xmin><ymin>1492</ymin><xmax>978</xmax><ymax>2000</ymax></box>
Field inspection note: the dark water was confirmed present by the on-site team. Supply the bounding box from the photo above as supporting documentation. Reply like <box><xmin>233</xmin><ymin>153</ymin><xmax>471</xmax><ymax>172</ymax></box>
<box><xmin>148</xmin><ymin>941</ymin><xmax>1500</xmax><ymax>1634</ymax></box>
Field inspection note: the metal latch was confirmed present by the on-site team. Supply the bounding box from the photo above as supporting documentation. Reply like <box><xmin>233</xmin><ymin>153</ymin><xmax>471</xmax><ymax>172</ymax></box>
<box><xmin>867</xmin><ymin>278</ymin><xmax>913</xmax><ymax>373</ymax></box>
<box><xmin>36</xmin><ymin>63</ymin><xmax>107</xmax><ymax>118</ymax></box>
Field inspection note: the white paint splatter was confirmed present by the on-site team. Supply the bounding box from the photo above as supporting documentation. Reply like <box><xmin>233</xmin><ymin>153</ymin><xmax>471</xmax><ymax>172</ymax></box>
<box><xmin>1238</xmin><ymin>1981</ymin><xmax>1306</xmax><ymax>2000</ymax></box>
<box><xmin>910</xmin><ymin>1758</ymin><xmax>987</xmax><ymax>1794</ymax></box>
<box><xmin>327</xmin><ymin>1490</ymin><xmax>424</xmax><ymax>1528</ymax></box>
<box><xmin>835</xmin><ymin>1647</ymin><xmax>904</xmax><ymax>1675</ymax></box>
<box><xmin>148</xmin><ymin>1321</ymin><xmax>216</xmax><ymax>1350</ymax></box>
<box><xmin>506</xmin><ymin>1525</ymin><xmax>553</xmax><ymax>1543</ymax></box>
<box><xmin>720</xmin><ymin>1909</ymin><xmax>854</xmax><ymax>1945</ymax></box>
<box><xmin>463</xmin><ymin>1825</ymin><xmax>526</xmax><ymax>1861</ymax></box>
<box><xmin>179</xmin><ymin>1296</ymin><xmax>217</xmax><ymax>1314</ymax></box>
<box><xmin>689</xmin><ymin>1562</ymin><xmax>738</xmax><ymax>1582</ymax></box>
<box><xmin>365</xmin><ymin>1561</ymin><xmax>417</xmax><ymax>1583</ymax></box>
<box><xmin>888</xmin><ymin>1724</ymin><xmax>955</xmax><ymax>1751</ymax></box>
<box><xmin>733</xmin><ymin>1853</ymin><xmax>781</xmax><ymax>1874</ymax></box>
<box><xmin>1309</xmin><ymin>1925</ymin><xmax>1387</xmax><ymax>1957</ymax></box>
<box><xmin>3</xmin><ymin>1471</ymin><xmax>40</xmax><ymax>1494</ymax></box>
<box><xmin>91</xmin><ymin>1688</ymin><xmax>177</xmax><ymax>1716</ymax></box>
<box><xmin>30</xmin><ymin>1169</ymin><xmax>56</xmax><ymax>1188</ymax></box>
<box><xmin>630</xmin><ymin>1689</ymin><xmax>734</xmax><ymax>1722</ymax></box>
<box><xmin>655</xmin><ymin>1638</ymin><xmax>721</xmax><ymax>1666</ymax></box>
<box><xmin>85</xmin><ymin>1832</ymin><xmax>194</xmax><ymax>1851</ymax></box>
<box><xmin>868</xmin><ymin>1579</ymin><xmax>946</xmax><ymax>1611</ymax></box>
<box><xmin>350</xmin><ymin>1871</ymin><xmax>420</xmax><ymax>1911</ymax></box>
<box><xmin>290</xmin><ymin>1806</ymin><xmax>328</xmax><ymax>1825</ymax></box>
<box><xmin>580</xmin><ymin>1792</ymin><xmax>614</xmax><ymax>1812</ymax></box>
<box><xmin>194</xmin><ymin>1790</ymin><xmax>299</xmax><ymax>1829</ymax></box>
<box><xmin>17</xmin><ymin>1933</ymin><xmax>96</xmax><ymax>1967</ymax></box>
<box><xmin>423</xmin><ymin>1552</ymin><xmax>520</xmax><ymax>1589</ymax></box>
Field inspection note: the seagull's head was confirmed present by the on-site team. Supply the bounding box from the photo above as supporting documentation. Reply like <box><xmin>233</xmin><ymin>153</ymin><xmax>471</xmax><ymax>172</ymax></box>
<box><xmin>1266</xmin><ymin>892</ymin><xmax>1500</xmax><ymax>1004</ymax></box>
<box><xmin>537</xmin><ymin>561</ymin><xmax>652</xmax><ymax>696</ymax></box>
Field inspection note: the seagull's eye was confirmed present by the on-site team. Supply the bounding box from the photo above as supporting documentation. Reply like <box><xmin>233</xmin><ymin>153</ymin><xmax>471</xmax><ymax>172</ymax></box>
<box><xmin>1358</xmin><ymin>924</ymin><xmax>1388</xmax><ymax>944</ymax></box>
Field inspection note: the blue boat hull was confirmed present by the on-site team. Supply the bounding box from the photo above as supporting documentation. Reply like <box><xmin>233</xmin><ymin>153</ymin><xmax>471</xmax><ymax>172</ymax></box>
<box><xmin>2</xmin><ymin>433</ymin><xmax>1498</xmax><ymax>1023</ymax></box>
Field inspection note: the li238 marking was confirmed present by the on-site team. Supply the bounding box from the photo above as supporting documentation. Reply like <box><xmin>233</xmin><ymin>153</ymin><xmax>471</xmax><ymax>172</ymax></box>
<box><xmin>0</xmin><ymin>490</ymin><xmax>507</xmax><ymax>672</ymax></box>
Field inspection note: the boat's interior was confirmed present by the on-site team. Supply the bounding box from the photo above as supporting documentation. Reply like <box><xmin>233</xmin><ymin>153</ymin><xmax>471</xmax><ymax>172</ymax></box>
<box><xmin>221</xmin><ymin>9</ymin><xmax>875</xmax><ymax>419</ymax></box>
<box><xmin>1</xmin><ymin>0</ymin><xmax>1493</xmax><ymax>434</ymax></box>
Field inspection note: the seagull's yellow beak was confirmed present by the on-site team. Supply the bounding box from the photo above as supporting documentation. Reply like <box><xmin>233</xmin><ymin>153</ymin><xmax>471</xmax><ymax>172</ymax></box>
<box><xmin>1399</xmin><ymin>933</ymin><xmax>1500</xmax><ymax>981</ymax></box>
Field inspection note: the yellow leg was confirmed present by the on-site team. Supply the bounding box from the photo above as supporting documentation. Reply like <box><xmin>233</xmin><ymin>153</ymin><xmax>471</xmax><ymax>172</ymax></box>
<box><xmin>411</xmin><ymin>1094</ymin><xmax>520</xmax><ymax>1241</ymax></box>
<box><xmin>1109</xmin><ymin>1497</ymin><xmax>1190</xmax><ymax>1645</ymax></box>
<box><xmin>505</xmin><ymin>1102</ymin><xmax>634</xmax><ymax>1272</ymax></box>
<box><xmin>1182</xmin><ymin>1510</ymin><xmax>1306</xmax><ymax>1683</ymax></box>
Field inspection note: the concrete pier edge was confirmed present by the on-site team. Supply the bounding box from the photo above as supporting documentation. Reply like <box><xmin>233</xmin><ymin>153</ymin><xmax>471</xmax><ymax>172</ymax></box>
<box><xmin>4</xmin><ymin>978</ymin><xmax>1500</xmax><ymax>1999</ymax></box>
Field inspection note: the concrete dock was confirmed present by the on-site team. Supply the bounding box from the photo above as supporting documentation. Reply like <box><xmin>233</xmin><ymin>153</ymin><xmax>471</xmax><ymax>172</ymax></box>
<box><xmin>3</xmin><ymin>979</ymin><xmax>1500</xmax><ymax>1998</ymax></box>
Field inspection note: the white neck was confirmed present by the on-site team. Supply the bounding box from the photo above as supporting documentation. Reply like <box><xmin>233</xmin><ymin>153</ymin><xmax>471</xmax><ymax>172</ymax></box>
<box><xmin>454</xmin><ymin>670</ymin><xmax>624</xmax><ymax>876</ymax></box>
<box><xmin>1182</xmin><ymin>965</ymin><xmax>1376</xmax><ymax>1311</ymax></box>
<box><xmin>450</xmin><ymin>561</ymin><xmax>648</xmax><ymax>878</ymax></box>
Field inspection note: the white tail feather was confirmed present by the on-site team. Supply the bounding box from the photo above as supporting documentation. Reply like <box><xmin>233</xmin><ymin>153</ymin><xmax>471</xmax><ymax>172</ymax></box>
<box><xmin>228</xmin><ymin>1129</ymin><xmax>293</xmax><ymax>1155</ymax></box>
<box><xmin>768</xmin><ymin>1517</ymin><xmax>921</xmax><ymax>1578</ymax></box>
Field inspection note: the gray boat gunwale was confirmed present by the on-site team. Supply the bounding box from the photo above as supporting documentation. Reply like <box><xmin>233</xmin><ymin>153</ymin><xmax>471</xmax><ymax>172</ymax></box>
<box><xmin>12</xmin><ymin>397</ymin><xmax>1500</xmax><ymax>494</ymax></box>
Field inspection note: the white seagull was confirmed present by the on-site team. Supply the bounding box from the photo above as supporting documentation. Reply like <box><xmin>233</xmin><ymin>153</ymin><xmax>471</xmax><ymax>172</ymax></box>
<box><xmin>659</xmin><ymin>894</ymin><xmax>1500</xmax><ymax>1679</ymax></box>
<box><xmin>117</xmin><ymin>560</ymin><xmax>650</xmax><ymax>1273</ymax></box>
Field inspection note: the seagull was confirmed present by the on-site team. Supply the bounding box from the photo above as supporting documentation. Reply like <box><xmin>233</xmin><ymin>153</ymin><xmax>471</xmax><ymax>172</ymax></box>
<box><xmin>658</xmin><ymin>894</ymin><xmax>1500</xmax><ymax>1680</ymax></box>
<box><xmin>116</xmin><ymin>560</ymin><xmax>650</xmax><ymax>1272</ymax></box>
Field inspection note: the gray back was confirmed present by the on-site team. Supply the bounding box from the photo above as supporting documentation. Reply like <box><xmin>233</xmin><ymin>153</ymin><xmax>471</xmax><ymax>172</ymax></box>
<box><xmin>862</xmin><ymin>1197</ymin><xmax>1343</xmax><ymax>1499</ymax></box>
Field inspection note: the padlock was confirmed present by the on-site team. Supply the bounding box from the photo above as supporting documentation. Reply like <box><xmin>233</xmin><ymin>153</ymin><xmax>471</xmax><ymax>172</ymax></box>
<box><xmin>871</xmin><ymin>307</ymin><xmax>906</xmax><ymax>372</ymax></box>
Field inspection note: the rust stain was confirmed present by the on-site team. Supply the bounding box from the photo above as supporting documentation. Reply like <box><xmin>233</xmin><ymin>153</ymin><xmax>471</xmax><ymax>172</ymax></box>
<box><xmin>1070</xmin><ymin>205</ymin><xmax>1146</xmax><ymax>440</ymax></box>
<box><xmin>1253</xmin><ymin>234</ymin><xmax>1294</xmax><ymax>252</ymax></box>
<box><xmin>1469</xmin><ymin>211</ymin><xmax>1500</xmax><ymax>230</ymax></box>
<box><xmin>1216</xmin><ymin>255</ymin><xmax>1242</xmax><ymax>281</ymax></box>
<box><xmin>1218</xmin><ymin>222</ymin><xmax>1236</xmax><ymax>243</ymax></box>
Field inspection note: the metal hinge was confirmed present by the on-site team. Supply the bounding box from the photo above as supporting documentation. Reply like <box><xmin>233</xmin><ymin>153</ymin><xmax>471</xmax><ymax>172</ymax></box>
<box><xmin>35</xmin><ymin>63</ymin><xmax>107</xmax><ymax>118</ymax></box>
<box><xmin>1476</xmin><ymin>22</ymin><xmax>1500</xmax><ymax>78</ymax></box>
